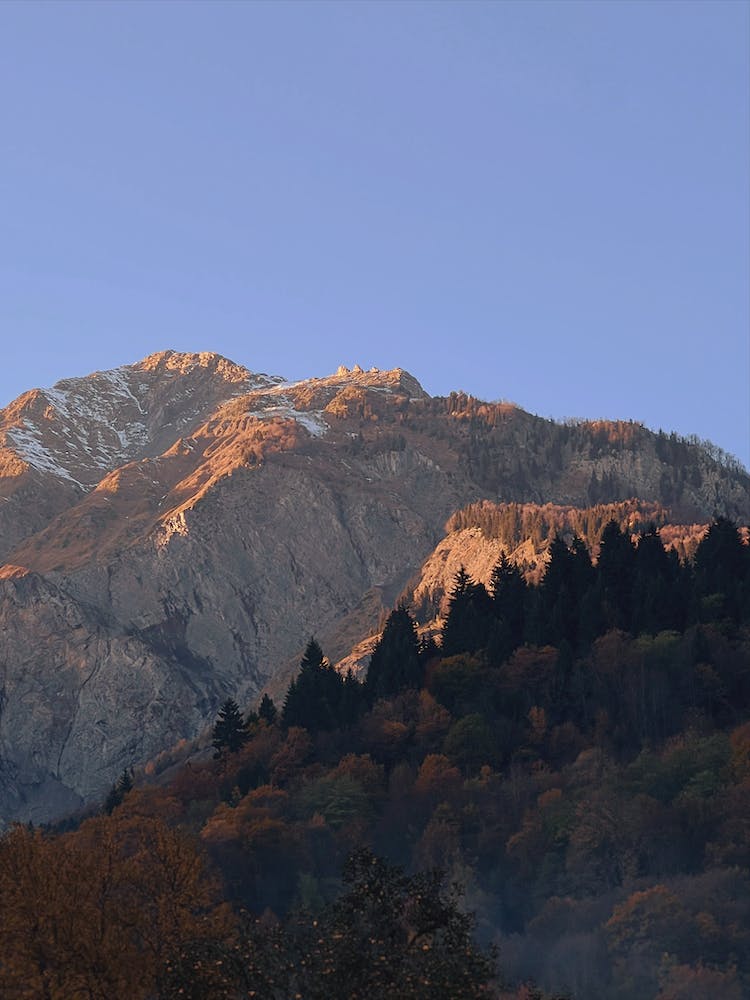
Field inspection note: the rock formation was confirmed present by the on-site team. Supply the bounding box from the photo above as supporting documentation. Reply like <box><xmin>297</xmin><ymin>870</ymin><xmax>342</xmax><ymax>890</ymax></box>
<box><xmin>0</xmin><ymin>350</ymin><xmax>747</xmax><ymax>824</ymax></box>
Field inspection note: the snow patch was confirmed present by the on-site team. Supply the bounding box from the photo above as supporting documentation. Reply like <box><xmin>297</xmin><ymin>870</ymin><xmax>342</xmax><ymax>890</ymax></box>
<box><xmin>294</xmin><ymin>411</ymin><xmax>329</xmax><ymax>437</ymax></box>
<box><xmin>1</xmin><ymin>359</ymin><xmax>325</xmax><ymax>488</ymax></box>
<box><xmin>6</xmin><ymin>424</ymin><xmax>84</xmax><ymax>487</ymax></box>
<box><xmin>245</xmin><ymin>401</ymin><xmax>328</xmax><ymax>437</ymax></box>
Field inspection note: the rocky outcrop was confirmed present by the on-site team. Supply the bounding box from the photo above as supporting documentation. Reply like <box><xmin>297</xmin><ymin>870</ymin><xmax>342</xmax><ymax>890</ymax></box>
<box><xmin>0</xmin><ymin>572</ymin><xmax>212</xmax><ymax>824</ymax></box>
<box><xmin>0</xmin><ymin>351</ymin><xmax>275</xmax><ymax>562</ymax></box>
<box><xmin>406</xmin><ymin>499</ymin><xmax>720</xmax><ymax>624</ymax></box>
<box><xmin>0</xmin><ymin>352</ymin><xmax>747</xmax><ymax>824</ymax></box>
<box><xmin>323</xmin><ymin>500</ymin><xmax>728</xmax><ymax>681</ymax></box>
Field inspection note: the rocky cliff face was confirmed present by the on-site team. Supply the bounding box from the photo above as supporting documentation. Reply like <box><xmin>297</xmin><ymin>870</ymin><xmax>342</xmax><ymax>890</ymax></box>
<box><xmin>325</xmin><ymin>499</ymin><xmax>725</xmax><ymax>680</ymax></box>
<box><xmin>406</xmin><ymin>499</ymin><xmax>720</xmax><ymax>623</ymax></box>
<box><xmin>0</xmin><ymin>351</ymin><xmax>747</xmax><ymax>824</ymax></box>
<box><xmin>0</xmin><ymin>351</ymin><xmax>268</xmax><ymax>561</ymax></box>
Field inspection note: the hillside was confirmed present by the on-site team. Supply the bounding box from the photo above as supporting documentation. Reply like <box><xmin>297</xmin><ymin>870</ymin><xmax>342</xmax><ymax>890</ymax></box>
<box><xmin>0</xmin><ymin>351</ymin><xmax>747</xmax><ymax>825</ymax></box>
<box><xmin>3</xmin><ymin>515</ymin><xmax>748</xmax><ymax>1000</ymax></box>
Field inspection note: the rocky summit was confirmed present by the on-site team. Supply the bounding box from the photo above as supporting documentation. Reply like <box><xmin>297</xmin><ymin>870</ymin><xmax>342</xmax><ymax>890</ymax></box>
<box><xmin>0</xmin><ymin>350</ymin><xmax>747</xmax><ymax>824</ymax></box>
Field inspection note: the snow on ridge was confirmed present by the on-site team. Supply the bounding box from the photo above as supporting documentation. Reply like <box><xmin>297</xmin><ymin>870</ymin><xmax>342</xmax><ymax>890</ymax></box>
<box><xmin>20</xmin><ymin>368</ymin><xmax>154</xmax><ymax>480</ymax></box>
<box><xmin>290</xmin><ymin>411</ymin><xmax>328</xmax><ymax>437</ymax></box>
<box><xmin>5</xmin><ymin>424</ymin><xmax>85</xmax><ymax>487</ymax></box>
<box><xmin>240</xmin><ymin>366</ymin><xmax>427</xmax><ymax>437</ymax></box>
<box><xmin>4</xmin><ymin>359</ymin><xmax>401</xmax><ymax>485</ymax></box>
<box><xmin>100</xmin><ymin>367</ymin><xmax>147</xmax><ymax>414</ymax></box>
<box><xmin>245</xmin><ymin>401</ymin><xmax>329</xmax><ymax>438</ymax></box>
<box><xmin>3</xmin><ymin>362</ymin><xmax>264</xmax><ymax>486</ymax></box>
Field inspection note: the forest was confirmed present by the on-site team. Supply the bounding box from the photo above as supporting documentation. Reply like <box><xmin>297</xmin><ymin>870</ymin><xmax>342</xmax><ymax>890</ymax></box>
<box><xmin>1</xmin><ymin>517</ymin><xmax>749</xmax><ymax>999</ymax></box>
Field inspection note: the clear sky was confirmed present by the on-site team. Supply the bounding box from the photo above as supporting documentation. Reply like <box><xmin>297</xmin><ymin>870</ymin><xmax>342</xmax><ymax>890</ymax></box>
<box><xmin>1</xmin><ymin>1</ymin><xmax>748</xmax><ymax>465</ymax></box>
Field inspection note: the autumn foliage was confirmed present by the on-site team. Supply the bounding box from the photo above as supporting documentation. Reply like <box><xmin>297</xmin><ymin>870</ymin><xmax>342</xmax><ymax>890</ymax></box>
<box><xmin>1</xmin><ymin>518</ymin><xmax>748</xmax><ymax>998</ymax></box>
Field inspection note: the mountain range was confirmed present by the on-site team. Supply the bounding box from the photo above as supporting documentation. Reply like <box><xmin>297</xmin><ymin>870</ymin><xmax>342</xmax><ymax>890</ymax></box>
<box><xmin>0</xmin><ymin>350</ymin><xmax>747</xmax><ymax>825</ymax></box>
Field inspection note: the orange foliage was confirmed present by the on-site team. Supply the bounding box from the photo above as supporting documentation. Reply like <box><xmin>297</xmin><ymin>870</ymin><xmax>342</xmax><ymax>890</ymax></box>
<box><xmin>414</xmin><ymin>689</ymin><xmax>452</xmax><ymax>749</ymax></box>
<box><xmin>0</xmin><ymin>813</ymin><xmax>228</xmax><ymax>999</ymax></box>
<box><xmin>606</xmin><ymin>885</ymin><xmax>691</xmax><ymax>961</ymax></box>
<box><xmin>414</xmin><ymin>754</ymin><xmax>462</xmax><ymax>799</ymax></box>
<box><xmin>657</xmin><ymin>961</ymin><xmax>743</xmax><ymax>1000</ymax></box>
<box><xmin>330</xmin><ymin>753</ymin><xmax>385</xmax><ymax>797</ymax></box>
<box><xmin>269</xmin><ymin>726</ymin><xmax>312</xmax><ymax>785</ymax></box>
<box><xmin>201</xmin><ymin>785</ymin><xmax>290</xmax><ymax>850</ymax></box>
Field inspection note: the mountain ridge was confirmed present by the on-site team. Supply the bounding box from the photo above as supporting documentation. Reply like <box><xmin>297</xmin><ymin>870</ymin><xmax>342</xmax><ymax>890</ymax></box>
<box><xmin>0</xmin><ymin>351</ymin><xmax>747</xmax><ymax>825</ymax></box>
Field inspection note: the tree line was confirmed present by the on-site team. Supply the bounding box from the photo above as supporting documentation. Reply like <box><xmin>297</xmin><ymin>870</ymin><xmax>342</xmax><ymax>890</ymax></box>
<box><xmin>3</xmin><ymin>517</ymin><xmax>749</xmax><ymax>998</ymax></box>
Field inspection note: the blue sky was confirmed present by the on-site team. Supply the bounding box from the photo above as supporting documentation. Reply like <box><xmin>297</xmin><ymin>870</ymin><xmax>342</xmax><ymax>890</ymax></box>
<box><xmin>1</xmin><ymin>1</ymin><xmax>748</xmax><ymax>465</ymax></box>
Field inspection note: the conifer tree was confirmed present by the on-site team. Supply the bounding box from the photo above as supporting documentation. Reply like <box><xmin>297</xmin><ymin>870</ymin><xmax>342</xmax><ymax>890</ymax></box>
<box><xmin>535</xmin><ymin>536</ymin><xmax>578</xmax><ymax>646</ymax></box>
<box><xmin>441</xmin><ymin>567</ymin><xmax>493</xmax><ymax>656</ymax></box>
<box><xmin>632</xmin><ymin>524</ymin><xmax>682</xmax><ymax>633</ymax></box>
<box><xmin>693</xmin><ymin>517</ymin><xmax>749</xmax><ymax>621</ymax></box>
<box><xmin>211</xmin><ymin>698</ymin><xmax>250</xmax><ymax>760</ymax></box>
<box><xmin>282</xmin><ymin>639</ymin><xmax>351</xmax><ymax>732</ymax></box>
<box><xmin>597</xmin><ymin>519</ymin><xmax>636</xmax><ymax>629</ymax></box>
<box><xmin>104</xmin><ymin>768</ymin><xmax>134</xmax><ymax>814</ymax></box>
<box><xmin>341</xmin><ymin>668</ymin><xmax>366</xmax><ymax>723</ymax></box>
<box><xmin>489</xmin><ymin>551</ymin><xmax>526</xmax><ymax>655</ymax></box>
<box><xmin>365</xmin><ymin>606</ymin><xmax>422</xmax><ymax>701</ymax></box>
<box><xmin>526</xmin><ymin>532</ymin><xmax>597</xmax><ymax>648</ymax></box>
<box><xmin>258</xmin><ymin>693</ymin><xmax>277</xmax><ymax>725</ymax></box>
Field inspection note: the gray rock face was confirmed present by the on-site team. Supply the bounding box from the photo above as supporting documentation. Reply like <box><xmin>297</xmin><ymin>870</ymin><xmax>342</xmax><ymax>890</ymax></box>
<box><xmin>0</xmin><ymin>572</ymin><xmax>207</xmax><ymax>823</ymax></box>
<box><xmin>0</xmin><ymin>351</ymin><xmax>747</xmax><ymax>825</ymax></box>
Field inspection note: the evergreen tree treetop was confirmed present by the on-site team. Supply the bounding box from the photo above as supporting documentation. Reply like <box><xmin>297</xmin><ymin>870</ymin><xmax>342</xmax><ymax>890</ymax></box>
<box><xmin>258</xmin><ymin>693</ymin><xmax>277</xmax><ymax>725</ymax></box>
<box><xmin>300</xmin><ymin>637</ymin><xmax>326</xmax><ymax>671</ymax></box>
<box><xmin>442</xmin><ymin>567</ymin><xmax>493</xmax><ymax>657</ymax></box>
<box><xmin>365</xmin><ymin>606</ymin><xmax>422</xmax><ymax>701</ymax></box>
<box><xmin>282</xmin><ymin>637</ymin><xmax>364</xmax><ymax>731</ymax></box>
<box><xmin>211</xmin><ymin>698</ymin><xmax>250</xmax><ymax>760</ymax></box>
<box><xmin>104</xmin><ymin>768</ymin><xmax>134</xmax><ymax>815</ymax></box>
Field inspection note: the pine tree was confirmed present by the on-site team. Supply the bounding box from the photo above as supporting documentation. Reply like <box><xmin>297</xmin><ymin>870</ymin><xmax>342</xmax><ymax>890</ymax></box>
<box><xmin>441</xmin><ymin>567</ymin><xmax>493</xmax><ymax>656</ymax></box>
<box><xmin>536</xmin><ymin>536</ymin><xmax>578</xmax><ymax>646</ymax></box>
<box><xmin>104</xmin><ymin>768</ymin><xmax>134</xmax><ymax>814</ymax></box>
<box><xmin>341</xmin><ymin>668</ymin><xmax>366</xmax><ymax>723</ymax></box>
<box><xmin>258</xmin><ymin>693</ymin><xmax>277</xmax><ymax>725</ymax></box>
<box><xmin>211</xmin><ymin>698</ymin><xmax>250</xmax><ymax>760</ymax></box>
<box><xmin>365</xmin><ymin>606</ymin><xmax>422</xmax><ymax>701</ymax></box>
<box><xmin>489</xmin><ymin>551</ymin><xmax>526</xmax><ymax>654</ymax></box>
<box><xmin>597</xmin><ymin>519</ymin><xmax>636</xmax><ymax>630</ymax></box>
<box><xmin>693</xmin><ymin>517</ymin><xmax>749</xmax><ymax>621</ymax></box>
<box><xmin>632</xmin><ymin>524</ymin><xmax>681</xmax><ymax>634</ymax></box>
<box><xmin>282</xmin><ymin>639</ymin><xmax>350</xmax><ymax>732</ymax></box>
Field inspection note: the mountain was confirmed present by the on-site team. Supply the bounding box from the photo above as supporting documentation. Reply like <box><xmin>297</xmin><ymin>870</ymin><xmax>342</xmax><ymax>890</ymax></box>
<box><xmin>0</xmin><ymin>350</ymin><xmax>747</xmax><ymax>825</ymax></box>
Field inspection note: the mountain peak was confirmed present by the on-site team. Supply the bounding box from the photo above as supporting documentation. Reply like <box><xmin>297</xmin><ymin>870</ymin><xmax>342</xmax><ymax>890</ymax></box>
<box><xmin>319</xmin><ymin>364</ymin><xmax>427</xmax><ymax>400</ymax></box>
<box><xmin>0</xmin><ymin>351</ymin><xmax>273</xmax><ymax>490</ymax></box>
<box><xmin>133</xmin><ymin>350</ymin><xmax>254</xmax><ymax>384</ymax></box>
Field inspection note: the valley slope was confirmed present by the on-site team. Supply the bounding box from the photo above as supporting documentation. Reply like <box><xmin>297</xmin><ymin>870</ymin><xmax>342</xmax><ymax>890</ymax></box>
<box><xmin>0</xmin><ymin>350</ymin><xmax>747</xmax><ymax>824</ymax></box>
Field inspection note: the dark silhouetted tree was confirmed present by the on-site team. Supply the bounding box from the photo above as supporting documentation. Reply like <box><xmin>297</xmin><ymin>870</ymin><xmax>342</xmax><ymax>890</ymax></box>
<box><xmin>441</xmin><ymin>567</ymin><xmax>494</xmax><ymax>656</ymax></box>
<box><xmin>632</xmin><ymin>524</ymin><xmax>684</xmax><ymax>633</ymax></box>
<box><xmin>282</xmin><ymin>639</ymin><xmax>356</xmax><ymax>732</ymax></box>
<box><xmin>694</xmin><ymin>517</ymin><xmax>749</xmax><ymax>621</ymax></box>
<box><xmin>104</xmin><ymin>768</ymin><xmax>134</xmax><ymax>814</ymax></box>
<box><xmin>489</xmin><ymin>552</ymin><xmax>526</xmax><ymax>660</ymax></box>
<box><xmin>534</xmin><ymin>535</ymin><xmax>591</xmax><ymax>647</ymax></box>
<box><xmin>597</xmin><ymin>519</ymin><xmax>636</xmax><ymax>629</ymax></box>
<box><xmin>160</xmin><ymin>848</ymin><xmax>498</xmax><ymax>998</ymax></box>
<box><xmin>258</xmin><ymin>693</ymin><xmax>277</xmax><ymax>725</ymax></box>
<box><xmin>366</xmin><ymin>606</ymin><xmax>422</xmax><ymax>701</ymax></box>
<box><xmin>212</xmin><ymin>698</ymin><xmax>250</xmax><ymax>760</ymax></box>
